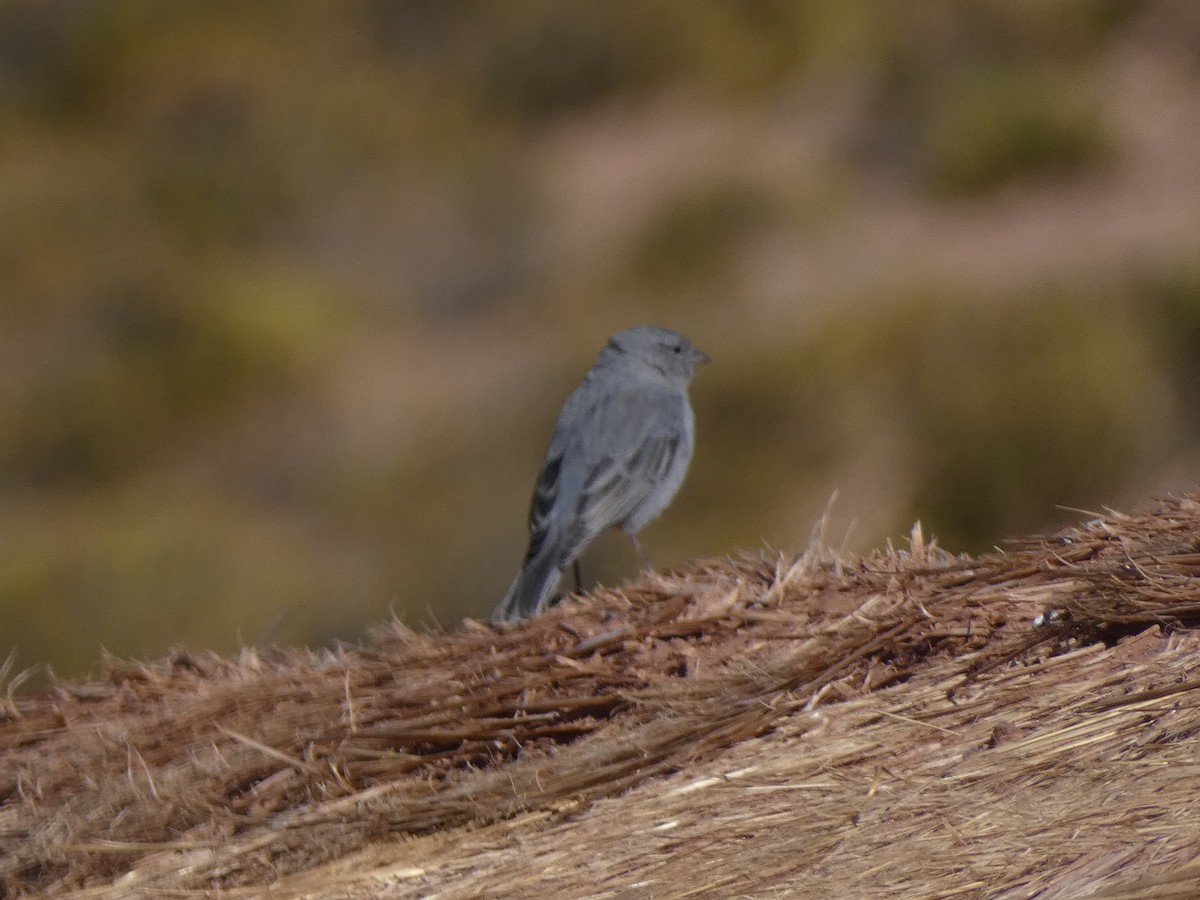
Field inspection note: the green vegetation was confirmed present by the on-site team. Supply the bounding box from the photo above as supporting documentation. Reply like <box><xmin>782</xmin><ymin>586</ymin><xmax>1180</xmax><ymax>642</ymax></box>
<box><xmin>925</xmin><ymin>67</ymin><xmax>1111</xmax><ymax>196</ymax></box>
<box><xmin>846</xmin><ymin>0</ymin><xmax>1123</xmax><ymax>194</ymax></box>
<box><xmin>867</xmin><ymin>293</ymin><xmax>1170</xmax><ymax>544</ymax></box>
<box><xmin>1137</xmin><ymin>258</ymin><xmax>1200</xmax><ymax>423</ymax></box>
<box><xmin>629</xmin><ymin>182</ymin><xmax>779</xmax><ymax>291</ymax></box>
<box><xmin>683</xmin><ymin>287</ymin><xmax>1182</xmax><ymax>558</ymax></box>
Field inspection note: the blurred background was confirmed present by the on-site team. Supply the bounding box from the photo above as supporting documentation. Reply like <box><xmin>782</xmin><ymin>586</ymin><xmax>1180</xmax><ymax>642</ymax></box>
<box><xmin>3</xmin><ymin>1</ymin><xmax>1200</xmax><ymax>685</ymax></box>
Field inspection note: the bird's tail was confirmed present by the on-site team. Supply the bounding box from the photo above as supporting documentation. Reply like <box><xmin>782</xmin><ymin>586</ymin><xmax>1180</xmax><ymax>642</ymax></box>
<box><xmin>492</xmin><ymin>550</ymin><xmax>562</xmax><ymax>624</ymax></box>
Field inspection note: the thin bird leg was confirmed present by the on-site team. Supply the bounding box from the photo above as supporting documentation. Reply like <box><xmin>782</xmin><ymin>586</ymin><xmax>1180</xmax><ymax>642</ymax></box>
<box><xmin>628</xmin><ymin>534</ymin><xmax>653</xmax><ymax>572</ymax></box>
<box><xmin>572</xmin><ymin>559</ymin><xmax>583</xmax><ymax>592</ymax></box>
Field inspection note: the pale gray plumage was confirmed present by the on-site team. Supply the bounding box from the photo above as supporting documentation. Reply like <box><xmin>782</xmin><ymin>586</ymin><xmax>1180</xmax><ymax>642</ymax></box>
<box><xmin>493</xmin><ymin>326</ymin><xmax>708</xmax><ymax>624</ymax></box>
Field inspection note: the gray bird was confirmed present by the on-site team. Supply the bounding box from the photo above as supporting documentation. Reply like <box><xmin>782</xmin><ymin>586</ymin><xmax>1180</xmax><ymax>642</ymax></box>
<box><xmin>493</xmin><ymin>326</ymin><xmax>709</xmax><ymax>624</ymax></box>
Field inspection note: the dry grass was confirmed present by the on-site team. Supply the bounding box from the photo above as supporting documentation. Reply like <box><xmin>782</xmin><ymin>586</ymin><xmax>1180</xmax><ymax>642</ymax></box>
<box><xmin>5</xmin><ymin>495</ymin><xmax>1200</xmax><ymax>897</ymax></box>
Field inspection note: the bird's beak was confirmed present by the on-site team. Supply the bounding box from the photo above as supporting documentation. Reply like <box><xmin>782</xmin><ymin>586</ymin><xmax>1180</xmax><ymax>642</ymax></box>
<box><xmin>692</xmin><ymin>347</ymin><xmax>711</xmax><ymax>366</ymax></box>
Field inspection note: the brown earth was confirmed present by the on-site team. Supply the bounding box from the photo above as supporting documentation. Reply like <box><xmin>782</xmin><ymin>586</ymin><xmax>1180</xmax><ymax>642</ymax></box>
<box><xmin>5</xmin><ymin>494</ymin><xmax>1200</xmax><ymax>897</ymax></box>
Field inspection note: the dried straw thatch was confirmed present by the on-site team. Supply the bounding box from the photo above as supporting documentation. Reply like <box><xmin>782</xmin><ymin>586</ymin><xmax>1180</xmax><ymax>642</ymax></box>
<box><xmin>5</xmin><ymin>495</ymin><xmax>1200</xmax><ymax>897</ymax></box>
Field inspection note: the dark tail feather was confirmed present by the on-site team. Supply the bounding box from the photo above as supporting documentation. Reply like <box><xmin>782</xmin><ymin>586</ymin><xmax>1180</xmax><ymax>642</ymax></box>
<box><xmin>492</xmin><ymin>551</ymin><xmax>562</xmax><ymax>624</ymax></box>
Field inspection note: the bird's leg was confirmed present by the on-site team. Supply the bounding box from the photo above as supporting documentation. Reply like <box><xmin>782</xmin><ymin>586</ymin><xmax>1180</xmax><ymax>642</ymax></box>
<box><xmin>628</xmin><ymin>534</ymin><xmax>652</xmax><ymax>572</ymax></box>
<box><xmin>572</xmin><ymin>559</ymin><xmax>583</xmax><ymax>592</ymax></box>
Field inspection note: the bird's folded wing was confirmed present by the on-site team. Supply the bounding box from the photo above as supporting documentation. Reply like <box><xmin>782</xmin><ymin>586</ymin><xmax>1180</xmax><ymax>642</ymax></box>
<box><xmin>523</xmin><ymin>452</ymin><xmax>562</xmax><ymax>563</ymax></box>
<box><xmin>569</xmin><ymin>387</ymin><xmax>684</xmax><ymax>544</ymax></box>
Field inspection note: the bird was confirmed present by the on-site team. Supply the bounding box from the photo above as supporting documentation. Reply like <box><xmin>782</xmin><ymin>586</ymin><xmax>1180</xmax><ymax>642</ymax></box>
<box><xmin>493</xmin><ymin>325</ymin><xmax>708</xmax><ymax>624</ymax></box>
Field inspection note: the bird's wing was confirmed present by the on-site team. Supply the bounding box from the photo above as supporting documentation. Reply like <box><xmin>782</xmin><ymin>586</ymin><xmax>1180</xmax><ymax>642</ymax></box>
<box><xmin>562</xmin><ymin>385</ymin><xmax>685</xmax><ymax>559</ymax></box>
<box><xmin>522</xmin><ymin>380</ymin><xmax>593</xmax><ymax>563</ymax></box>
<box><xmin>523</xmin><ymin>449</ymin><xmax>562</xmax><ymax>563</ymax></box>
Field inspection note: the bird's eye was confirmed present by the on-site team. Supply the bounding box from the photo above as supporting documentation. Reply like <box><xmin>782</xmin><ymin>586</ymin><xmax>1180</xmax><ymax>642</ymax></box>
<box><xmin>672</xmin><ymin>344</ymin><xmax>682</xmax><ymax>354</ymax></box>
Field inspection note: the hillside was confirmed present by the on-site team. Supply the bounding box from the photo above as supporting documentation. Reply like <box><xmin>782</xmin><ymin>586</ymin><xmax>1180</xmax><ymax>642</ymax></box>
<box><xmin>5</xmin><ymin>493</ymin><xmax>1200</xmax><ymax>897</ymax></box>
<box><xmin>5</xmin><ymin>3</ymin><xmax>1200</xmax><ymax>681</ymax></box>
